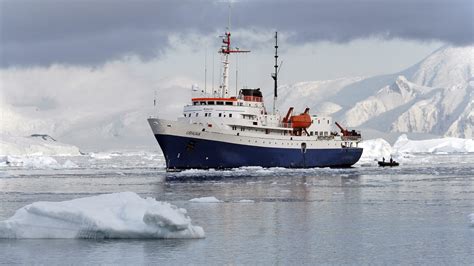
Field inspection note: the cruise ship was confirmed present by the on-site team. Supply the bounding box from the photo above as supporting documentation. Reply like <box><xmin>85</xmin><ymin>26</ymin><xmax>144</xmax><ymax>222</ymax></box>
<box><xmin>148</xmin><ymin>30</ymin><xmax>363</xmax><ymax>171</ymax></box>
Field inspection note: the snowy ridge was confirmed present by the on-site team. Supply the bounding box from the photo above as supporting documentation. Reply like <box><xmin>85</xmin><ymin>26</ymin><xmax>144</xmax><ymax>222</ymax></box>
<box><xmin>0</xmin><ymin>192</ymin><xmax>204</xmax><ymax>239</ymax></box>
<box><xmin>445</xmin><ymin>93</ymin><xmax>474</xmax><ymax>138</ymax></box>
<box><xmin>390</xmin><ymin>85</ymin><xmax>471</xmax><ymax>135</ymax></box>
<box><xmin>344</xmin><ymin>76</ymin><xmax>429</xmax><ymax>127</ymax></box>
<box><xmin>405</xmin><ymin>46</ymin><xmax>474</xmax><ymax>88</ymax></box>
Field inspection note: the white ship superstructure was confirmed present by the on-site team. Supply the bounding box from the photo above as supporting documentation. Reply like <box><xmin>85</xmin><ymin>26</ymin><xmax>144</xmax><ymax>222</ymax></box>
<box><xmin>148</xmin><ymin>30</ymin><xmax>362</xmax><ymax>171</ymax></box>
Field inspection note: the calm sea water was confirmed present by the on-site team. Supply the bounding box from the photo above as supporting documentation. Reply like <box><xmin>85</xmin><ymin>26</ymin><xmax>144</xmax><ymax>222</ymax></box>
<box><xmin>1</xmin><ymin>153</ymin><xmax>473</xmax><ymax>264</ymax></box>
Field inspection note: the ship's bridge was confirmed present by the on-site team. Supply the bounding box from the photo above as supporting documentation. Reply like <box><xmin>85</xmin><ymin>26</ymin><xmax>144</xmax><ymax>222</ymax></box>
<box><xmin>180</xmin><ymin>88</ymin><xmax>270</xmax><ymax>128</ymax></box>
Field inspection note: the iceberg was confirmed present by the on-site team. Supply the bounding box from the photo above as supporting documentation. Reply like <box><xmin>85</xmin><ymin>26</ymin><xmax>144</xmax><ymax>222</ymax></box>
<box><xmin>358</xmin><ymin>138</ymin><xmax>393</xmax><ymax>163</ymax></box>
<box><xmin>356</xmin><ymin>134</ymin><xmax>473</xmax><ymax>166</ymax></box>
<box><xmin>0</xmin><ymin>192</ymin><xmax>204</xmax><ymax>239</ymax></box>
<box><xmin>469</xmin><ymin>213</ymin><xmax>474</xmax><ymax>227</ymax></box>
<box><xmin>393</xmin><ymin>134</ymin><xmax>474</xmax><ymax>153</ymax></box>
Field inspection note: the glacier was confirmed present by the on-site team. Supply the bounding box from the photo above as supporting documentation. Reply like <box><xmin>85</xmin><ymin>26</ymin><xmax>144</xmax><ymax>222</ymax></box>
<box><xmin>0</xmin><ymin>192</ymin><xmax>204</xmax><ymax>239</ymax></box>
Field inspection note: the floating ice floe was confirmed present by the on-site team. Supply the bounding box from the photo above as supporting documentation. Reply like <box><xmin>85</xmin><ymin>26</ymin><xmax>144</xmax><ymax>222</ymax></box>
<box><xmin>0</xmin><ymin>192</ymin><xmax>204</xmax><ymax>239</ymax></box>
<box><xmin>189</xmin><ymin>196</ymin><xmax>222</xmax><ymax>203</ymax></box>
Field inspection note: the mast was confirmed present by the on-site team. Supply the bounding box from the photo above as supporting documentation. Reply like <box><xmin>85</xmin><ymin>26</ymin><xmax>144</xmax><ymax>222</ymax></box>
<box><xmin>219</xmin><ymin>32</ymin><xmax>249</xmax><ymax>98</ymax></box>
<box><xmin>271</xmin><ymin>32</ymin><xmax>279</xmax><ymax>114</ymax></box>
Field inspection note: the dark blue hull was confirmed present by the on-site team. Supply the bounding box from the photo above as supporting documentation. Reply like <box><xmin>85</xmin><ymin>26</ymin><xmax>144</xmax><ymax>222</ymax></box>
<box><xmin>154</xmin><ymin>134</ymin><xmax>363</xmax><ymax>170</ymax></box>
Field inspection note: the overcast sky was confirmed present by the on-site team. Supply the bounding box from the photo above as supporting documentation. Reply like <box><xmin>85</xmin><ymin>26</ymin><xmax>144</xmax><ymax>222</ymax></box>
<box><xmin>1</xmin><ymin>0</ymin><xmax>473</xmax><ymax>85</ymax></box>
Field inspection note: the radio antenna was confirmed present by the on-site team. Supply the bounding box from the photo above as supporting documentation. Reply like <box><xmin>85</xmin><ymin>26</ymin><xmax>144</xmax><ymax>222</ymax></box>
<box><xmin>204</xmin><ymin>47</ymin><xmax>207</xmax><ymax>95</ymax></box>
<box><xmin>212</xmin><ymin>51</ymin><xmax>215</xmax><ymax>95</ymax></box>
<box><xmin>271</xmin><ymin>31</ymin><xmax>279</xmax><ymax>115</ymax></box>
<box><xmin>227</xmin><ymin>0</ymin><xmax>231</xmax><ymax>31</ymax></box>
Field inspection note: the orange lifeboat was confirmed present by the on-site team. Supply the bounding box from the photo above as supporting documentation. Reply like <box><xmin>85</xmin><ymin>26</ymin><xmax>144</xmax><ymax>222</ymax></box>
<box><xmin>284</xmin><ymin>107</ymin><xmax>312</xmax><ymax>129</ymax></box>
<box><xmin>290</xmin><ymin>114</ymin><xmax>312</xmax><ymax>128</ymax></box>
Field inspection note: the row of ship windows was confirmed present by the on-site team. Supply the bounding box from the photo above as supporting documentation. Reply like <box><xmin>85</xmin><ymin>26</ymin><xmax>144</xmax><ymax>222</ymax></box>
<box><xmin>310</xmin><ymin>131</ymin><xmax>330</xmax><ymax>136</ymax></box>
<box><xmin>194</xmin><ymin>101</ymin><xmax>234</xmax><ymax>106</ymax></box>
<box><xmin>193</xmin><ymin>101</ymin><xmax>257</xmax><ymax>107</ymax></box>
<box><xmin>184</xmin><ymin>112</ymin><xmax>233</xmax><ymax>118</ymax></box>
<box><xmin>238</xmin><ymin>139</ymin><xmax>337</xmax><ymax>147</ymax></box>
<box><xmin>230</xmin><ymin>126</ymin><xmax>329</xmax><ymax>136</ymax></box>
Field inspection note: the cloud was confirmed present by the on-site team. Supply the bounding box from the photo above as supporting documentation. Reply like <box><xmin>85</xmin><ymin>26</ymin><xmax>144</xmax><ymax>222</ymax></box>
<box><xmin>1</xmin><ymin>0</ymin><xmax>472</xmax><ymax>66</ymax></box>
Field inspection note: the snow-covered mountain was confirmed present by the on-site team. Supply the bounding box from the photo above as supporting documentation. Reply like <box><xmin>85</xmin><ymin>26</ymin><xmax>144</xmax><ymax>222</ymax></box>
<box><xmin>404</xmin><ymin>46</ymin><xmax>473</xmax><ymax>88</ymax></box>
<box><xmin>343</xmin><ymin>76</ymin><xmax>430</xmax><ymax>127</ymax></box>
<box><xmin>279</xmin><ymin>46</ymin><xmax>473</xmax><ymax>139</ymax></box>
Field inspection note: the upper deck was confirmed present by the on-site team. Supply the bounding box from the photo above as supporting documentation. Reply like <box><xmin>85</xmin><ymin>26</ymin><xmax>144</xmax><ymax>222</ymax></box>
<box><xmin>177</xmin><ymin>87</ymin><xmax>349</xmax><ymax>140</ymax></box>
